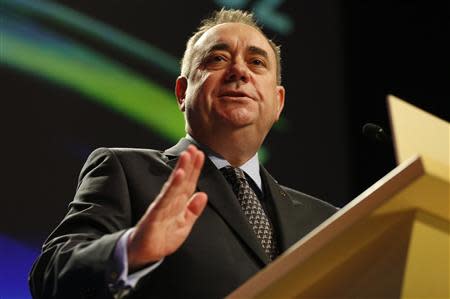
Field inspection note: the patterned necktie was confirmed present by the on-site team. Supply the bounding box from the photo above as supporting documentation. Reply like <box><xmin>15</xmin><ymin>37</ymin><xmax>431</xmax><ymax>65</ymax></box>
<box><xmin>220</xmin><ymin>166</ymin><xmax>278</xmax><ymax>261</ymax></box>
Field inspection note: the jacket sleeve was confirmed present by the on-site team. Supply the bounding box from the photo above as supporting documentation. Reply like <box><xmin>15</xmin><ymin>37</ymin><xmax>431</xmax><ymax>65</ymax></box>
<box><xmin>29</xmin><ymin>148</ymin><xmax>134</xmax><ymax>299</ymax></box>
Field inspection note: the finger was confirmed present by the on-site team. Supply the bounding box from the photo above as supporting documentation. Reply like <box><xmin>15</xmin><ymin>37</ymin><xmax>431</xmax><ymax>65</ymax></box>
<box><xmin>179</xmin><ymin>145</ymin><xmax>197</xmax><ymax>182</ymax></box>
<box><xmin>185</xmin><ymin>192</ymin><xmax>208</xmax><ymax>224</ymax></box>
<box><xmin>171</xmin><ymin>145</ymin><xmax>199</xmax><ymax>196</ymax></box>
<box><xmin>151</xmin><ymin>146</ymin><xmax>199</xmax><ymax>210</ymax></box>
<box><xmin>173</xmin><ymin>151</ymin><xmax>191</xmax><ymax>177</ymax></box>
<box><xmin>160</xmin><ymin>152</ymin><xmax>186</xmax><ymax>196</ymax></box>
<box><xmin>153</xmin><ymin>168</ymin><xmax>186</xmax><ymax>210</ymax></box>
<box><xmin>160</xmin><ymin>148</ymin><xmax>192</xmax><ymax>195</ymax></box>
<box><xmin>185</xmin><ymin>150</ymin><xmax>204</xmax><ymax>193</ymax></box>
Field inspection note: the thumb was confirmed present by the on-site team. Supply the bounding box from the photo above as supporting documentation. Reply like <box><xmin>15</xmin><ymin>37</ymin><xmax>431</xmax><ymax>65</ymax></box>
<box><xmin>186</xmin><ymin>192</ymin><xmax>208</xmax><ymax>223</ymax></box>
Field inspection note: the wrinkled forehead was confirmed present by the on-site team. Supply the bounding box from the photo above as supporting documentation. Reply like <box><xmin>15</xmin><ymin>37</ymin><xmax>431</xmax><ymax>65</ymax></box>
<box><xmin>193</xmin><ymin>23</ymin><xmax>275</xmax><ymax>61</ymax></box>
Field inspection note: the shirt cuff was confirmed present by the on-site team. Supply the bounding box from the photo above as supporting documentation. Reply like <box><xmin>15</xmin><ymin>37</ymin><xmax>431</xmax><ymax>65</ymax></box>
<box><xmin>113</xmin><ymin>228</ymin><xmax>164</xmax><ymax>288</ymax></box>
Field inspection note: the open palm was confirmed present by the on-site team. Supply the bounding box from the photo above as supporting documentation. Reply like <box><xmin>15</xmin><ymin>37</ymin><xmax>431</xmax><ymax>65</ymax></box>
<box><xmin>127</xmin><ymin>145</ymin><xmax>208</xmax><ymax>271</ymax></box>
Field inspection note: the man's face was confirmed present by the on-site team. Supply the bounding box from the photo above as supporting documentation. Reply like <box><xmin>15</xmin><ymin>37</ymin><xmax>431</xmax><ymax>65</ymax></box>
<box><xmin>176</xmin><ymin>22</ymin><xmax>285</xmax><ymax>143</ymax></box>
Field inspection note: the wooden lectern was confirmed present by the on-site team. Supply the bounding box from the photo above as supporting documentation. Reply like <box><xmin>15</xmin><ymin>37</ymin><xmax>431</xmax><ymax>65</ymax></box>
<box><xmin>227</xmin><ymin>95</ymin><xmax>449</xmax><ymax>299</ymax></box>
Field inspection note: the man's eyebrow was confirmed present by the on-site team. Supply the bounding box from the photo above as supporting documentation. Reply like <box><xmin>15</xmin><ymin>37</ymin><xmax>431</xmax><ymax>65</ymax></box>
<box><xmin>206</xmin><ymin>43</ymin><xmax>230</xmax><ymax>54</ymax></box>
<box><xmin>248</xmin><ymin>46</ymin><xmax>269</xmax><ymax>59</ymax></box>
<box><xmin>197</xmin><ymin>43</ymin><xmax>230</xmax><ymax>63</ymax></box>
<box><xmin>198</xmin><ymin>43</ymin><xmax>270</xmax><ymax>64</ymax></box>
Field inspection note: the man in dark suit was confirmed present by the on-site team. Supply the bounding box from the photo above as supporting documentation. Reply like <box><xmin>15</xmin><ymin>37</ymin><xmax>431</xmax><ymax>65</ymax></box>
<box><xmin>30</xmin><ymin>9</ymin><xmax>336</xmax><ymax>299</ymax></box>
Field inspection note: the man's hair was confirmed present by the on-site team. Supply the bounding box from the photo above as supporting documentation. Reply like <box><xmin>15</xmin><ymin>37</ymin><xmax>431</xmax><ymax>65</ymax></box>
<box><xmin>180</xmin><ymin>8</ymin><xmax>282</xmax><ymax>84</ymax></box>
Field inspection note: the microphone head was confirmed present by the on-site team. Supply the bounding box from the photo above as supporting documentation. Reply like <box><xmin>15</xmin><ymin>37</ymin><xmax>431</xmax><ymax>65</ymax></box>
<box><xmin>362</xmin><ymin>123</ymin><xmax>389</xmax><ymax>143</ymax></box>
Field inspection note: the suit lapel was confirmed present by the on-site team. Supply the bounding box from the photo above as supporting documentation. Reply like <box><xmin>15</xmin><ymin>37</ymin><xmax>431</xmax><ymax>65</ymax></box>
<box><xmin>198</xmin><ymin>159</ymin><xmax>270</xmax><ymax>265</ymax></box>
<box><xmin>260</xmin><ymin>166</ymin><xmax>303</xmax><ymax>252</ymax></box>
<box><xmin>164</xmin><ymin>139</ymin><xmax>270</xmax><ymax>265</ymax></box>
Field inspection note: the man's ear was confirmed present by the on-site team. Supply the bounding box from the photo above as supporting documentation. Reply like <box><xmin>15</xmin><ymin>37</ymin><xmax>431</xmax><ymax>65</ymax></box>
<box><xmin>175</xmin><ymin>76</ymin><xmax>188</xmax><ymax>112</ymax></box>
<box><xmin>275</xmin><ymin>85</ymin><xmax>285</xmax><ymax>120</ymax></box>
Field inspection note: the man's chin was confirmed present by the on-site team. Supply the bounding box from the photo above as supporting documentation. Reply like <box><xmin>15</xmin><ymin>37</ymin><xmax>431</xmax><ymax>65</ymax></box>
<box><xmin>218</xmin><ymin>110</ymin><xmax>256</xmax><ymax>128</ymax></box>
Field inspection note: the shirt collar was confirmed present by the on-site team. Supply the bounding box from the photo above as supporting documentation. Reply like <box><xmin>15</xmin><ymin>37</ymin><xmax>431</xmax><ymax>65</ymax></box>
<box><xmin>185</xmin><ymin>134</ymin><xmax>262</xmax><ymax>191</ymax></box>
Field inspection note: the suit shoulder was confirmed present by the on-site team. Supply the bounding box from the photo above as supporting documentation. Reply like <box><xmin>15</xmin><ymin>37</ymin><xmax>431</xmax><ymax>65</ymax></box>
<box><xmin>280</xmin><ymin>185</ymin><xmax>338</xmax><ymax>213</ymax></box>
<box><xmin>82</xmin><ymin>147</ymin><xmax>169</xmax><ymax>177</ymax></box>
<box><xmin>88</xmin><ymin>147</ymin><xmax>166</xmax><ymax>162</ymax></box>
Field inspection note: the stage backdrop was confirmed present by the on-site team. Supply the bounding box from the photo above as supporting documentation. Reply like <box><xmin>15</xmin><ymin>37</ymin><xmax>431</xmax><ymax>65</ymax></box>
<box><xmin>1</xmin><ymin>0</ymin><xmax>448</xmax><ymax>298</ymax></box>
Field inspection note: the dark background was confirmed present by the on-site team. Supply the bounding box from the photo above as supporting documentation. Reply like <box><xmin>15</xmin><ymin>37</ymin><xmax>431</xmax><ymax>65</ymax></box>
<box><xmin>1</xmin><ymin>1</ymin><xmax>448</xmax><ymax>297</ymax></box>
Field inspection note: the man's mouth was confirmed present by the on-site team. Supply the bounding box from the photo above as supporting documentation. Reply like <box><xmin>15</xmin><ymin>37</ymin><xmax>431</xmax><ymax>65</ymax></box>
<box><xmin>219</xmin><ymin>91</ymin><xmax>252</xmax><ymax>100</ymax></box>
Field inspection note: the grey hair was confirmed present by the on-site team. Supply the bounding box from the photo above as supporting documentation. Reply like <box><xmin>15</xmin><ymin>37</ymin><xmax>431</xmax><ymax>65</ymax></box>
<box><xmin>180</xmin><ymin>8</ymin><xmax>282</xmax><ymax>84</ymax></box>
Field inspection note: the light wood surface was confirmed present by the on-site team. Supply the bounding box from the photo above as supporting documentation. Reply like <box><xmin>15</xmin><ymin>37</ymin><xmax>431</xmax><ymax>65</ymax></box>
<box><xmin>227</xmin><ymin>96</ymin><xmax>450</xmax><ymax>299</ymax></box>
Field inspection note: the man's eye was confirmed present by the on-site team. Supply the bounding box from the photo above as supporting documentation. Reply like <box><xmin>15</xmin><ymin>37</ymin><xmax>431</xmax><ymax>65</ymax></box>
<box><xmin>206</xmin><ymin>55</ymin><xmax>226</xmax><ymax>64</ymax></box>
<box><xmin>214</xmin><ymin>56</ymin><xmax>225</xmax><ymax>61</ymax></box>
<box><xmin>251</xmin><ymin>59</ymin><xmax>265</xmax><ymax>67</ymax></box>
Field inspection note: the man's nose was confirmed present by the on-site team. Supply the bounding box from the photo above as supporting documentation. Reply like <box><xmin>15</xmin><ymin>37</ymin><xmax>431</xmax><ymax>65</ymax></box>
<box><xmin>225</xmin><ymin>60</ymin><xmax>250</xmax><ymax>83</ymax></box>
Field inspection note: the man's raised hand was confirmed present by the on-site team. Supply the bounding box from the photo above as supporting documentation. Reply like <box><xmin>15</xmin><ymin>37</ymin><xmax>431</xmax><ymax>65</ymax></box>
<box><xmin>127</xmin><ymin>145</ymin><xmax>208</xmax><ymax>271</ymax></box>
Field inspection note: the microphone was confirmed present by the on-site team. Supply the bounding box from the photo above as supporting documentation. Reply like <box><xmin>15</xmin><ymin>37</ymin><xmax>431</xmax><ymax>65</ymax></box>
<box><xmin>362</xmin><ymin>123</ymin><xmax>390</xmax><ymax>144</ymax></box>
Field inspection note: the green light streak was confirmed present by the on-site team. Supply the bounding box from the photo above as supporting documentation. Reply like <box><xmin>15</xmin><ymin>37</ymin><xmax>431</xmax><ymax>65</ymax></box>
<box><xmin>1</xmin><ymin>0</ymin><xmax>180</xmax><ymax>76</ymax></box>
<box><xmin>1</xmin><ymin>1</ymin><xmax>274</xmax><ymax>162</ymax></box>
<box><xmin>1</xmin><ymin>30</ymin><xmax>185</xmax><ymax>142</ymax></box>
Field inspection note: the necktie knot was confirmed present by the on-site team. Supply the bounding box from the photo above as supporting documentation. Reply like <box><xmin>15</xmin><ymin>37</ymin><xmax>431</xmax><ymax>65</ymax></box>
<box><xmin>220</xmin><ymin>166</ymin><xmax>247</xmax><ymax>192</ymax></box>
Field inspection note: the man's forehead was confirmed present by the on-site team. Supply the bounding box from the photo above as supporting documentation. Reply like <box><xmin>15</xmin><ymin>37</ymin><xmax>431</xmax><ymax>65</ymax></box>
<box><xmin>194</xmin><ymin>23</ymin><xmax>273</xmax><ymax>55</ymax></box>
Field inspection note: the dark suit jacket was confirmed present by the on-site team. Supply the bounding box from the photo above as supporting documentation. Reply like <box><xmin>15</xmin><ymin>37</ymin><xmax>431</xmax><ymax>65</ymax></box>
<box><xmin>29</xmin><ymin>139</ymin><xmax>337</xmax><ymax>299</ymax></box>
